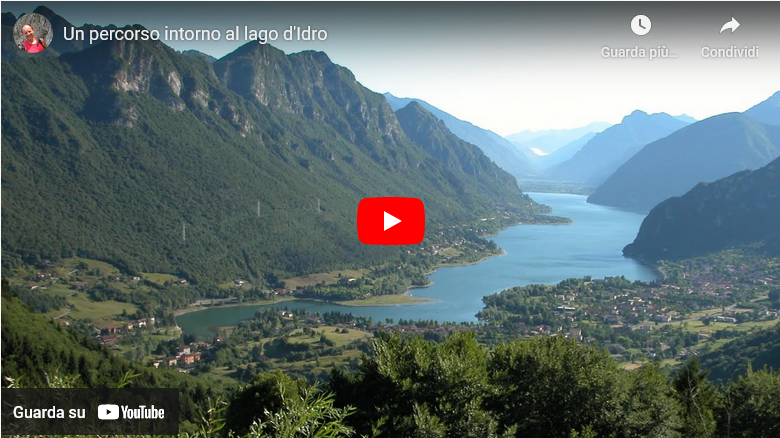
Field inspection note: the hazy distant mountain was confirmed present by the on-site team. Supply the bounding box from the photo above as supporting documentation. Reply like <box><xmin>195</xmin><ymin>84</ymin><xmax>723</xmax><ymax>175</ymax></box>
<box><xmin>588</xmin><ymin>113</ymin><xmax>780</xmax><ymax>212</ymax></box>
<box><xmin>547</xmin><ymin>111</ymin><xmax>691</xmax><ymax>185</ymax></box>
<box><xmin>384</xmin><ymin>93</ymin><xmax>538</xmax><ymax>178</ymax></box>
<box><xmin>624</xmin><ymin>156</ymin><xmax>780</xmax><ymax>260</ymax></box>
<box><xmin>674</xmin><ymin>114</ymin><xmax>698</xmax><ymax>124</ymax></box>
<box><xmin>534</xmin><ymin>132</ymin><xmax>598</xmax><ymax>169</ymax></box>
<box><xmin>745</xmin><ymin>91</ymin><xmax>780</xmax><ymax>126</ymax></box>
<box><xmin>507</xmin><ymin>122</ymin><xmax>611</xmax><ymax>156</ymax></box>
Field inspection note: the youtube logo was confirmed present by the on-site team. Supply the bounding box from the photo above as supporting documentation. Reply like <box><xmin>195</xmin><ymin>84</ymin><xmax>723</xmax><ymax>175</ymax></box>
<box><xmin>357</xmin><ymin>197</ymin><xmax>425</xmax><ymax>245</ymax></box>
<box><xmin>97</xmin><ymin>404</ymin><xmax>120</xmax><ymax>420</ymax></box>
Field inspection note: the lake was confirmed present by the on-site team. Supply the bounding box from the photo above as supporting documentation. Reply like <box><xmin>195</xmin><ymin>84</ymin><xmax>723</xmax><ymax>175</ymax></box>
<box><xmin>177</xmin><ymin>193</ymin><xmax>655</xmax><ymax>338</ymax></box>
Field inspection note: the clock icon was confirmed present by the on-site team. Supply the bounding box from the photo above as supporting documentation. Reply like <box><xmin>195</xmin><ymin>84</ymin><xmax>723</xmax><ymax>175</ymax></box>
<box><xmin>631</xmin><ymin>15</ymin><xmax>652</xmax><ymax>36</ymax></box>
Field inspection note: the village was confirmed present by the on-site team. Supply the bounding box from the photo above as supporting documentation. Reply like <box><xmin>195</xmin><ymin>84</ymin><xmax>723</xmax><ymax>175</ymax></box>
<box><xmin>7</xmin><ymin>252</ymin><xmax>779</xmax><ymax>377</ymax></box>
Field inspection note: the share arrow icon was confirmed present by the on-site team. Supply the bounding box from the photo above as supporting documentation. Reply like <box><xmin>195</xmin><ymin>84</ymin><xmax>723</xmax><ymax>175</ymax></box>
<box><xmin>720</xmin><ymin>17</ymin><xmax>740</xmax><ymax>33</ymax></box>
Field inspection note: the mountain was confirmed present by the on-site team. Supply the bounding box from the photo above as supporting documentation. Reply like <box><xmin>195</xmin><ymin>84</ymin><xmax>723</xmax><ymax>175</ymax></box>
<box><xmin>698</xmin><ymin>323</ymin><xmax>780</xmax><ymax>384</ymax></box>
<box><xmin>395</xmin><ymin>101</ymin><xmax>524</xmax><ymax>199</ymax></box>
<box><xmin>623</xmin><ymin>156</ymin><xmax>780</xmax><ymax>260</ymax></box>
<box><xmin>547</xmin><ymin>111</ymin><xmax>691</xmax><ymax>185</ymax></box>
<box><xmin>1</xmin><ymin>23</ymin><xmax>545</xmax><ymax>283</ymax></box>
<box><xmin>506</xmin><ymin>122</ymin><xmax>611</xmax><ymax>157</ymax></box>
<box><xmin>384</xmin><ymin>93</ymin><xmax>538</xmax><ymax>179</ymax></box>
<box><xmin>181</xmin><ymin>49</ymin><xmax>217</xmax><ymax>63</ymax></box>
<box><xmin>745</xmin><ymin>91</ymin><xmax>780</xmax><ymax>126</ymax></box>
<box><xmin>674</xmin><ymin>114</ymin><xmax>698</xmax><ymax>124</ymax></box>
<box><xmin>589</xmin><ymin>113</ymin><xmax>780</xmax><ymax>212</ymax></box>
<box><xmin>534</xmin><ymin>131</ymin><xmax>598</xmax><ymax>169</ymax></box>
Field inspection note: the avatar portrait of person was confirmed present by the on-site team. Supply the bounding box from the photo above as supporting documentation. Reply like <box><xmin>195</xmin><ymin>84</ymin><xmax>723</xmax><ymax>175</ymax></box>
<box><xmin>14</xmin><ymin>13</ymin><xmax>53</xmax><ymax>54</ymax></box>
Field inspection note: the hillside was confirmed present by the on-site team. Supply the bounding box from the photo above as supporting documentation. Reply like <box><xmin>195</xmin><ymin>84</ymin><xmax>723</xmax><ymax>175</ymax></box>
<box><xmin>395</xmin><ymin>101</ymin><xmax>525</xmax><ymax>201</ymax></box>
<box><xmin>589</xmin><ymin>113</ymin><xmax>780</xmax><ymax>212</ymax></box>
<box><xmin>384</xmin><ymin>93</ymin><xmax>538</xmax><ymax>178</ymax></box>
<box><xmin>1</xmin><ymin>20</ymin><xmax>547</xmax><ymax>284</ymax></box>
<box><xmin>698</xmin><ymin>323</ymin><xmax>780</xmax><ymax>384</ymax></box>
<box><xmin>623</xmin><ymin>157</ymin><xmax>780</xmax><ymax>260</ymax></box>
<box><xmin>745</xmin><ymin>91</ymin><xmax>780</xmax><ymax>126</ymax></box>
<box><xmin>547</xmin><ymin>110</ymin><xmax>690</xmax><ymax>185</ymax></box>
<box><xmin>0</xmin><ymin>283</ymin><xmax>224</xmax><ymax>423</ymax></box>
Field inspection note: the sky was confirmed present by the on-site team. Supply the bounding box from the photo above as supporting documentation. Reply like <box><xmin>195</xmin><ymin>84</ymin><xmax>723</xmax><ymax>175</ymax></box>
<box><xmin>4</xmin><ymin>2</ymin><xmax>779</xmax><ymax>136</ymax></box>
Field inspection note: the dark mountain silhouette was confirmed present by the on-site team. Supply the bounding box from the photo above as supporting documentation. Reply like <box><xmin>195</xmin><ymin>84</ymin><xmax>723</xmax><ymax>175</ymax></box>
<box><xmin>624</xmin><ymin>156</ymin><xmax>780</xmax><ymax>260</ymax></box>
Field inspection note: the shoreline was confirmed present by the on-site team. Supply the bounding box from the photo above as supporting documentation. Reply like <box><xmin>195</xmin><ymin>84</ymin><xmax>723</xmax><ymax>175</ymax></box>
<box><xmin>174</xmin><ymin>219</ymin><xmax>549</xmax><ymax>318</ymax></box>
<box><xmin>174</xmin><ymin>250</ymin><xmax>507</xmax><ymax>317</ymax></box>
<box><xmin>173</xmin><ymin>296</ymin><xmax>297</xmax><ymax>316</ymax></box>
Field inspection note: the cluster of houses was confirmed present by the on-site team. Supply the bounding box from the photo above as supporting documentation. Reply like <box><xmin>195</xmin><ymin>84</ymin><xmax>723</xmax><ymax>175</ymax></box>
<box><xmin>419</xmin><ymin>238</ymin><xmax>469</xmax><ymax>257</ymax></box>
<box><xmin>550</xmin><ymin>288</ymin><xmax>680</xmax><ymax>327</ymax></box>
<box><xmin>153</xmin><ymin>343</ymin><xmax>208</xmax><ymax>371</ymax></box>
<box><xmin>99</xmin><ymin>317</ymin><xmax>157</xmax><ymax>344</ymax></box>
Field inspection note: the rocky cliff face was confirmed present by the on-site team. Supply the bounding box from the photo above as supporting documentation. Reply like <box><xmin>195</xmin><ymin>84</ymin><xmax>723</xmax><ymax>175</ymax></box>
<box><xmin>214</xmin><ymin>46</ymin><xmax>407</xmax><ymax>157</ymax></box>
<box><xmin>2</xmin><ymin>18</ymin><xmax>542</xmax><ymax>281</ymax></box>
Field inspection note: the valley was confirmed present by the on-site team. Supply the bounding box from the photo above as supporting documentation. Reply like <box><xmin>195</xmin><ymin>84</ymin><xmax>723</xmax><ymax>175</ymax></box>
<box><xmin>2</xmin><ymin>4</ymin><xmax>779</xmax><ymax>437</ymax></box>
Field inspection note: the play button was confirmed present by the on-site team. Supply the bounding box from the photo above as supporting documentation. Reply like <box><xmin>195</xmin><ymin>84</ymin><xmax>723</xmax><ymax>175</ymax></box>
<box><xmin>383</xmin><ymin>211</ymin><xmax>401</xmax><ymax>231</ymax></box>
<box><xmin>357</xmin><ymin>197</ymin><xmax>425</xmax><ymax>245</ymax></box>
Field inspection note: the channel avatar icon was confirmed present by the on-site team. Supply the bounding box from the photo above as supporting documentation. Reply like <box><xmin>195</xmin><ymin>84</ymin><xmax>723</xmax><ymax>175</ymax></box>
<box><xmin>357</xmin><ymin>197</ymin><xmax>425</xmax><ymax>245</ymax></box>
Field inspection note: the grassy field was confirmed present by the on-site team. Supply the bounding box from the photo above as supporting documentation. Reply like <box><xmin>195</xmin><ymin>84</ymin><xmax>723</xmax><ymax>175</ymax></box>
<box><xmin>68</xmin><ymin>294</ymin><xmax>137</xmax><ymax>322</ymax></box>
<box><xmin>61</xmin><ymin>257</ymin><xmax>122</xmax><ymax>275</ymax></box>
<box><xmin>336</xmin><ymin>294</ymin><xmax>432</xmax><ymax>306</ymax></box>
<box><xmin>6</xmin><ymin>258</ymin><xmax>152</xmax><ymax>324</ymax></box>
<box><xmin>438</xmin><ymin>247</ymin><xmax>463</xmax><ymax>258</ymax></box>
<box><xmin>284</xmin><ymin>269</ymin><xmax>370</xmax><ymax>289</ymax></box>
<box><xmin>181</xmin><ymin>325</ymin><xmax>373</xmax><ymax>383</ymax></box>
<box><xmin>142</xmin><ymin>272</ymin><xmax>180</xmax><ymax>286</ymax></box>
<box><xmin>288</xmin><ymin>326</ymin><xmax>374</xmax><ymax>347</ymax></box>
<box><xmin>40</xmin><ymin>291</ymin><xmax>139</xmax><ymax>324</ymax></box>
<box><xmin>624</xmin><ymin>319</ymin><xmax>779</xmax><ymax>370</ymax></box>
<box><xmin>680</xmin><ymin>319</ymin><xmax>778</xmax><ymax>333</ymax></box>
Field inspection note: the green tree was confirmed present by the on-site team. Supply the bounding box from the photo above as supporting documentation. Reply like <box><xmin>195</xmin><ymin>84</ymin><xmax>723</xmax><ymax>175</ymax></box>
<box><xmin>719</xmin><ymin>367</ymin><xmax>780</xmax><ymax>438</ymax></box>
<box><xmin>624</xmin><ymin>364</ymin><xmax>682</xmax><ymax>438</ymax></box>
<box><xmin>226</xmin><ymin>371</ymin><xmax>303</xmax><ymax>435</ymax></box>
<box><xmin>246</xmin><ymin>383</ymin><xmax>355</xmax><ymax>438</ymax></box>
<box><xmin>672</xmin><ymin>358</ymin><xmax>720</xmax><ymax>438</ymax></box>
<box><xmin>487</xmin><ymin>336</ymin><xmax>629</xmax><ymax>438</ymax></box>
<box><xmin>330</xmin><ymin>331</ymin><xmax>500</xmax><ymax>438</ymax></box>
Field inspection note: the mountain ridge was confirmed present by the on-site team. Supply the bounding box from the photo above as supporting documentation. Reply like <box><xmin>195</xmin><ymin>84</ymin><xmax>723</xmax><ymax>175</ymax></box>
<box><xmin>384</xmin><ymin>93</ymin><xmax>538</xmax><ymax>179</ymax></box>
<box><xmin>1</xmin><ymin>22</ymin><xmax>546</xmax><ymax>283</ymax></box>
<box><xmin>623</xmin><ymin>156</ymin><xmax>780</xmax><ymax>260</ymax></box>
<box><xmin>588</xmin><ymin>112</ymin><xmax>780</xmax><ymax>212</ymax></box>
<box><xmin>546</xmin><ymin>110</ymin><xmax>690</xmax><ymax>185</ymax></box>
<box><xmin>745</xmin><ymin>91</ymin><xmax>780</xmax><ymax>126</ymax></box>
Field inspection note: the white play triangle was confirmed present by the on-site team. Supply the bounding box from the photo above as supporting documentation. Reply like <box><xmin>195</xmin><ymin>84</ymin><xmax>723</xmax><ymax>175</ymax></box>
<box><xmin>383</xmin><ymin>211</ymin><xmax>402</xmax><ymax>231</ymax></box>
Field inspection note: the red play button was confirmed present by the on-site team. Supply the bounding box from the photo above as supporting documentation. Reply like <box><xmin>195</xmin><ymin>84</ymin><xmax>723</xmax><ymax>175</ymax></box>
<box><xmin>357</xmin><ymin>197</ymin><xmax>425</xmax><ymax>245</ymax></box>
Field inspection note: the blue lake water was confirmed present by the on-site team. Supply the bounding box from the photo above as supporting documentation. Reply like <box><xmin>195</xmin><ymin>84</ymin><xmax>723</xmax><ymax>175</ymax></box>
<box><xmin>177</xmin><ymin>193</ymin><xmax>655</xmax><ymax>338</ymax></box>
